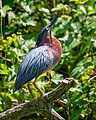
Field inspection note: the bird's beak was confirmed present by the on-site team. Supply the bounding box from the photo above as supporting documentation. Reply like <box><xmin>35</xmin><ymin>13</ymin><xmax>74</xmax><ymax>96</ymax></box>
<box><xmin>48</xmin><ymin>14</ymin><xmax>59</xmax><ymax>28</ymax></box>
<box><xmin>47</xmin><ymin>14</ymin><xmax>59</xmax><ymax>43</ymax></box>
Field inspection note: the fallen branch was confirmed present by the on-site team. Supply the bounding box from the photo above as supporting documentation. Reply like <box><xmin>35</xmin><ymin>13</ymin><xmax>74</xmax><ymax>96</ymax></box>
<box><xmin>0</xmin><ymin>78</ymin><xmax>74</xmax><ymax>120</ymax></box>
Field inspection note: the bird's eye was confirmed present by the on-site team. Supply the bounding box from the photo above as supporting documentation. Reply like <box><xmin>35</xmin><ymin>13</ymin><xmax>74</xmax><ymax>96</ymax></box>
<box><xmin>45</xmin><ymin>27</ymin><xmax>49</xmax><ymax>30</ymax></box>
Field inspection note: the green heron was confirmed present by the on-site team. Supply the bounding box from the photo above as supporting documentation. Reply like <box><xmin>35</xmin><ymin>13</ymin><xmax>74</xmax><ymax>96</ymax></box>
<box><xmin>15</xmin><ymin>14</ymin><xmax>62</xmax><ymax>96</ymax></box>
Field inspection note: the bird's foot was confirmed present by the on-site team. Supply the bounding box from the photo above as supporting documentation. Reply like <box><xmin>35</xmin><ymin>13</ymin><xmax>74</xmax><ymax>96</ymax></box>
<box><xmin>33</xmin><ymin>81</ymin><xmax>43</xmax><ymax>96</ymax></box>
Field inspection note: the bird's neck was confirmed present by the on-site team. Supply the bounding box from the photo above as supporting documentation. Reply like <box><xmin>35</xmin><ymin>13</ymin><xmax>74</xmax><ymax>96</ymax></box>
<box><xmin>38</xmin><ymin>31</ymin><xmax>52</xmax><ymax>46</ymax></box>
<box><xmin>49</xmin><ymin>36</ymin><xmax>62</xmax><ymax>61</ymax></box>
<box><xmin>37</xmin><ymin>30</ymin><xmax>62</xmax><ymax>60</ymax></box>
<box><xmin>38</xmin><ymin>34</ymin><xmax>62</xmax><ymax>64</ymax></box>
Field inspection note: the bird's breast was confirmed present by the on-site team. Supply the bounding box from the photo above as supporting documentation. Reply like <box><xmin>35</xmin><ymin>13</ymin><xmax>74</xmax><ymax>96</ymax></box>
<box><xmin>47</xmin><ymin>37</ymin><xmax>62</xmax><ymax>67</ymax></box>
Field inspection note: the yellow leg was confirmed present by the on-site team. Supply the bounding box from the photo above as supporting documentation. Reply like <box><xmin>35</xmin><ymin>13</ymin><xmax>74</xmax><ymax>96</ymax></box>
<box><xmin>46</xmin><ymin>72</ymin><xmax>52</xmax><ymax>82</ymax></box>
<box><xmin>27</xmin><ymin>82</ymin><xmax>34</xmax><ymax>98</ymax></box>
<box><xmin>33</xmin><ymin>79</ymin><xmax>43</xmax><ymax>96</ymax></box>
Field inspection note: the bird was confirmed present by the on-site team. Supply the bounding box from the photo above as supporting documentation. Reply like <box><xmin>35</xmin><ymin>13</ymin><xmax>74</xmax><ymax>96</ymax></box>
<box><xmin>15</xmin><ymin>14</ymin><xmax>62</xmax><ymax>97</ymax></box>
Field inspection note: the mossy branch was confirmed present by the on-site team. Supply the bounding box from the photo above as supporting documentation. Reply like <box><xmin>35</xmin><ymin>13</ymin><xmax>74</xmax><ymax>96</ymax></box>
<box><xmin>0</xmin><ymin>78</ymin><xmax>74</xmax><ymax>120</ymax></box>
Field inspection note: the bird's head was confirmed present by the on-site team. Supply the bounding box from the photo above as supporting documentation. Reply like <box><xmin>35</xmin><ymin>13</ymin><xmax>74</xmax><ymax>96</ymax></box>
<box><xmin>35</xmin><ymin>14</ymin><xmax>59</xmax><ymax>47</ymax></box>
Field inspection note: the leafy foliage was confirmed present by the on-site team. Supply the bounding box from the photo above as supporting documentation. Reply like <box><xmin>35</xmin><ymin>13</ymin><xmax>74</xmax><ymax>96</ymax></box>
<box><xmin>0</xmin><ymin>0</ymin><xmax>96</xmax><ymax>119</ymax></box>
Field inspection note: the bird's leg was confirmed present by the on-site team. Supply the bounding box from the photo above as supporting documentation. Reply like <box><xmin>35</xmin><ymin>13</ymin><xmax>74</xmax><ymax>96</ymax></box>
<box><xmin>27</xmin><ymin>82</ymin><xmax>34</xmax><ymax>98</ymax></box>
<box><xmin>33</xmin><ymin>79</ymin><xmax>43</xmax><ymax>95</ymax></box>
<box><xmin>46</xmin><ymin>72</ymin><xmax>52</xmax><ymax>82</ymax></box>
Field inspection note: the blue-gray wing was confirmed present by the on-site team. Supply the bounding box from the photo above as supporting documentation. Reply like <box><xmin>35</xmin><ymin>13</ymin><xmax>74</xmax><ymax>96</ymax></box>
<box><xmin>15</xmin><ymin>46</ymin><xmax>54</xmax><ymax>89</ymax></box>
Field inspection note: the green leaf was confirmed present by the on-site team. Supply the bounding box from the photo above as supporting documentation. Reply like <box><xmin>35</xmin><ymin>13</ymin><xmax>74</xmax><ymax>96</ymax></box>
<box><xmin>5</xmin><ymin>26</ymin><xmax>17</xmax><ymax>35</ymax></box>
<box><xmin>71</xmin><ymin>66</ymin><xmax>84</xmax><ymax>76</ymax></box>
<box><xmin>81</xmin><ymin>75</ymin><xmax>90</xmax><ymax>80</ymax></box>
<box><xmin>0</xmin><ymin>106</ymin><xmax>3</xmax><ymax>112</ymax></box>
<box><xmin>71</xmin><ymin>109</ymin><xmax>82</xmax><ymax>120</ymax></box>
<box><xmin>8</xmin><ymin>11</ymin><xmax>16</xmax><ymax>23</ymax></box>
<box><xmin>70</xmin><ymin>88</ymin><xmax>82</xmax><ymax>93</ymax></box>
<box><xmin>0</xmin><ymin>69</ymin><xmax>9</xmax><ymax>75</ymax></box>
<box><xmin>0</xmin><ymin>5</ymin><xmax>12</xmax><ymax>17</ymax></box>
<box><xmin>79</xmin><ymin>5</ymin><xmax>86</xmax><ymax>14</ymax></box>
<box><xmin>88</xmin><ymin>10</ymin><xmax>96</xmax><ymax>15</ymax></box>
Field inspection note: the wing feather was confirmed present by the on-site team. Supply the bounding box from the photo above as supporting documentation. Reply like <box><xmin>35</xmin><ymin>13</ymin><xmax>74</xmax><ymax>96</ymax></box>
<box><xmin>15</xmin><ymin>46</ymin><xmax>54</xmax><ymax>89</ymax></box>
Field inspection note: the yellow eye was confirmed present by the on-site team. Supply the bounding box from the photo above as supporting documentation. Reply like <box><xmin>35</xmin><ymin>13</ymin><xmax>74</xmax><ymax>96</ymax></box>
<box><xmin>46</xmin><ymin>27</ymin><xmax>49</xmax><ymax>30</ymax></box>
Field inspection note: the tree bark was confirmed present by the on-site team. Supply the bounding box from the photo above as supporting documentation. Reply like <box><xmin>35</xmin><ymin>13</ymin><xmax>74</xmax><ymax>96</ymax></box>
<box><xmin>0</xmin><ymin>78</ymin><xmax>74</xmax><ymax>120</ymax></box>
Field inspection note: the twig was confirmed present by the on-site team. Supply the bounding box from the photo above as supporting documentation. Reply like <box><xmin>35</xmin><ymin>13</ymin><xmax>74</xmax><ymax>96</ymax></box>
<box><xmin>51</xmin><ymin>108</ymin><xmax>65</xmax><ymax>120</ymax></box>
<box><xmin>88</xmin><ymin>74</ymin><xmax>96</xmax><ymax>82</ymax></box>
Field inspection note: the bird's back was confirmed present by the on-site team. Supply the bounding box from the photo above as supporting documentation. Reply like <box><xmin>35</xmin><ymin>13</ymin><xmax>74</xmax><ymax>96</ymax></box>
<box><xmin>15</xmin><ymin>46</ymin><xmax>54</xmax><ymax>89</ymax></box>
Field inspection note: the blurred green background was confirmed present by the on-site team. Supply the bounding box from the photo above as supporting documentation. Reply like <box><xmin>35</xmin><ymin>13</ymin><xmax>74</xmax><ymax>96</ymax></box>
<box><xmin>0</xmin><ymin>0</ymin><xmax>96</xmax><ymax>119</ymax></box>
